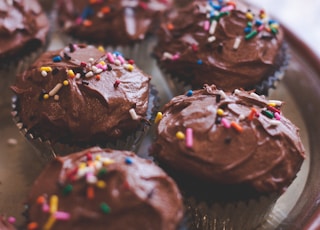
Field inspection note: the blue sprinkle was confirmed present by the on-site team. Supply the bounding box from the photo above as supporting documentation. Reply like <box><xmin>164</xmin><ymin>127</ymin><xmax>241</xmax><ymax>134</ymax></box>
<box><xmin>255</xmin><ymin>20</ymin><xmax>263</xmax><ymax>27</ymax></box>
<box><xmin>186</xmin><ymin>90</ymin><xmax>193</xmax><ymax>97</ymax></box>
<box><xmin>125</xmin><ymin>157</ymin><xmax>133</xmax><ymax>165</ymax></box>
<box><xmin>81</xmin><ymin>6</ymin><xmax>94</xmax><ymax>20</ymax></box>
<box><xmin>197</xmin><ymin>59</ymin><xmax>203</xmax><ymax>65</ymax></box>
<box><xmin>244</xmin><ymin>27</ymin><xmax>252</xmax><ymax>34</ymax></box>
<box><xmin>268</xmin><ymin>19</ymin><xmax>278</xmax><ymax>25</ymax></box>
<box><xmin>113</xmin><ymin>51</ymin><xmax>123</xmax><ymax>57</ymax></box>
<box><xmin>52</xmin><ymin>56</ymin><xmax>62</xmax><ymax>62</ymax></box>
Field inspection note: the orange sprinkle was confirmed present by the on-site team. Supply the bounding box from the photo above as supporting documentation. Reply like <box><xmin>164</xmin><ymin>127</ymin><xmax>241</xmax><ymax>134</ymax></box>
<box><xmin>248</xmin><ymin>108</ymin><xmax>258</xmax><ymax>120</ymax></box>
<box><xmin>36</xmin><ymin>196</ymin><xmax>46</xmax><ymax>204</ymax></box>
<box><xmin>83</xmin><ymin>20</ymin><xmax>93</xmax><ymax>27</ymax></box>
<box><xmin>27</xmin><ymin>222</ymin><xmax>39</xmax><ymax>230</ymax></box>
<box><xmin>87</xmin><ymin>186</ymin><xmax>95</xmax><ymax>199</ymax></box>
<box><xmin>101</xmin><ymin>6</ymin><xmax>111</xmax><ymax>14</ymax></box>
<box><xmin>95</xmin><ymin>75</ymin><xmax>101</xmax><ymax>81</ymax></box>
<box><xmin>226</xmin><ymin>1</ymin><xmax>236</xmax><ymax>7</ymax></box>
<box><xmin>231</xmin><ymin>121</ymin><xmax>243</xmax><ymax>132</ymax></box>
<box><xmin>167</xmin><ymin>23</ymin><xmax>174</xmax><ymax>30</ymax></box>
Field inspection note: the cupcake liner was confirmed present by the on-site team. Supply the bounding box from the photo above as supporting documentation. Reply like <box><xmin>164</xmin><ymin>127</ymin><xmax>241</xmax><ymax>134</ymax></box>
<box><xmin>184</xmin><ymin>194</ymin><xmax>278</xmax><ymax>230</ymax></box>
<box><xmin>11</xmin><ymin>85</ymin><xmax>159</xmax><ymax>161</ymax></box>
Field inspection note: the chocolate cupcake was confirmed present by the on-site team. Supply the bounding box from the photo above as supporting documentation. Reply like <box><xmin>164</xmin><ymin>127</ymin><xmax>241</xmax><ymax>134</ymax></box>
<box><xmin>11</xmin><ymin>44</ymin><xmax>157</xmax><ymax>159</ymax></box>
<box><xmin>25</xmin><ymin>147</ymin><xmax>184</xmax><ymax>230</ymax></box>
<box><xmin>0</xmin><ymin>0</ymin><xmax>50</xmax><ymax>108</ymax></box>
<box><xmin>153</xmin><ymin>0</ymin><xmax>288</xmax><ymax>96</ymax></box>
<box><xmin>151</xmin><ymin>84</ymin><xmax>305</xmax><ymax>229</ymax></box>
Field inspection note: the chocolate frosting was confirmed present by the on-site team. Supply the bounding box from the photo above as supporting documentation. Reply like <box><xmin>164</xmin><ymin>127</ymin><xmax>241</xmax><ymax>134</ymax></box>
<box><xmin>26</xmin><ymin>147</ymin><xmax>184</xmax><ymax>230</ymax></box>
<box><xmin>0</xmin><ymin>216</ymin><xmax>16</xmax><ymax>230</ymax></box>
<box><xmin>152</xmin><ymin>85</ymin><xmax>305</xmax><ymax>195</ymax></box>
<box><xmin>11</xmin><ymin>44</ymin><xmax>151</xmax><ymax>145</ymax></box>
<box><xmin>153</xmin><ymin>1</ymin><xmax>285</xmax><ymax>92</ymax></box>
<box><xmin>57</xmin><ymin>0</ymin><xmax>173</xmax><ymax>45</ymax></box>
<box><xmin>0</xmin><ymin>0</ymin><xmax>49</xmax><ymax>60</ymax></box>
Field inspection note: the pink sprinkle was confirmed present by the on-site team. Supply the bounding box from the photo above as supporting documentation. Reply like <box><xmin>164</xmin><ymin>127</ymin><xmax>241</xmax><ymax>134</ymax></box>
<box><xmin>258</xmin><ymin>25</ymin><xmax>265</xmax><ymax>32</ymax></box>
<box><xmin>221</xmin><ymin>118</ymin><xmax>231</xmax><ymax>128</ymax></box>
<box><xmin>221</xmin><ymin>5</ymin><xmax>234</xmax><ymax>12</ymax></box>
<box><xmin>117</xmin><ymin>55</ymin><xmax>125</xmax><ymax>64</ymax></box>
<box><xmin>76</xmin><ymin>17</ymin><xmax>82</xmax><ymax>25</ymax></box>
<box><xmin>7</xmin><ymin>216</ymin><xmax>16</xmax><ymax>224</ymax></box>
<box><xmin>274</xmin><ymin>112</ymin><xmax>281</xmax><ymax>120</ymax></box>
<box><xmin>172</xmin><ymin>53</ymin><xmax>180</xmax><ymax>60</ymax></box>
<box><xmin>96</xmin><ymin>63</ymin><xmax>106</xmax><ymax>70</ymax></box>
<box><xmin>107</xmin><ymin>52</ymin><xmax>114</xmax><ymax>64</ymax></box>
<box><xmin>186</xmin><ymin>128</ymin><xmax>193</xmax><ymax>148</ymax></box>
<box><xmin>54</xmin><ymin>211</ymin><xmax>71</xmax><ymax>220</ymax></box>
<box><xmin>204</xmin><ymin>20</ymin><xmax>210</xmax><ymax>31</ymax></box>
<box><xmin>42</xmin><ymin>203</ymin><xmax>50</xmax><ymax>213</ymax></box>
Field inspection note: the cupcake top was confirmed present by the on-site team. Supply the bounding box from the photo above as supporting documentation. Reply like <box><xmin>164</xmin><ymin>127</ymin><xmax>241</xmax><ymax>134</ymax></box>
<box><xmin>57</xmin><ymin>0</ymin><xmax>173</xmax><ymax>46</ymax></box>
<box><xmin>0</xmin><ymin>0</ymin><xmax>49</xmax><ymax>60</ymax></box>
<box><xmin>153</xmin><ymin>0</ymin><xmax>285</xmax><ymax>93</ymax></box>
<box><xmin>0</xmin><ymin>216</ymin><xmax>16</xmax><ymax>230</ymax></box>
<box><xmin>11</xmin><ymin>44</ymin><xmax>151</xmax><ymax>145</ymax></box>
<box><xmin>152</xmin><ymin>85</ymin><xmax>305</xmax><ymax>196</ymax></box>
<box><xmin>26</xmin><ymin>147</ymin><xmax>184</xmax><ymax>230</ymax></box>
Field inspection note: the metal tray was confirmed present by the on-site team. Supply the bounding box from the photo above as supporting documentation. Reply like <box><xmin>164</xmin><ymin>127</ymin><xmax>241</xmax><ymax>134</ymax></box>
<box><xmin>0</xmin><ymin>26</ymin><xmax>320</xmax><ymax>230</ymax></box>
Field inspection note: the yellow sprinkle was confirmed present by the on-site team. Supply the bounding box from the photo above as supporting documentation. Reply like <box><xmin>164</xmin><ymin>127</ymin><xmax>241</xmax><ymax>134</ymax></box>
<box><xmin>176</xmin><ymin>131</ymin><xmax>185</xmax><ymax>140</ymax></box>
<box><xmin>67</xmin><ymin>70</ymin><xmax>75</xmax><ymax>78</ymax></box>
<box><xmin>79</xmin><ymin>162</ymin><xmax>86</xmax><ymax>169</ymax></box>
<box><xmin>154</xmin><ymin>112</ymin><xmax>163</xmax><ymax>124</ymax></box>
<box><xmin>125</xmin><ymin>64</ymin><xmax>134</xmax><ymax>71</ymax></box>
<box><xmin>40</xmin><ymin>67</ymin><xmax>52</xmax><ymax>72</ymax></box>
<box><xmin>260</xmin><ymin>13</ymin><xmax>266</xmax><ymax>19</ymax></box>
<box><xmin>217</xmin><ymin>108</ymin><xmax>224</xmax><ymax>116</ymax></box>
<box><xmin>246</xmin><ymin>12</ymin><xmax>254</xmax><ymax>21</ymax></box>
<box><xmin>98</xmin><ymin>46</ymin><xmax>105</xmax><ymax>52</ymax></box>
<box><xmin>43</xmin><ymin>215</ymin><xmax>56</xmax><ymax>230</ymax></box>
<box><xmin>43</xmin><ymin>94</ymin><xmax>49</xmax><ymax>100</ymax></box>
<box><xmin>268</xmin><ymin>102</ymin><xmax>276</xmax><ymax>107</ymax></box>
<box><xmin>103</xmin><ymin>158</ymin><xmax>115</xmax><ymax>166</ymax></box>
<box><xmin>63</xmin><ymin>80</ymin><xmax>69</xmax><ymax>86</ymax></box>
<box><xmin>95</xmin><ymin>154</ymin><xmax>101</xmax><ymax>161</ymax></box>
<box><xmin>50</xmin><ymin>195</ymin><xmax>58</xmax><ymax>214</ymax></box>
<box><xmin>270</xmin><ymin>23</ymin><xmax>279</xmax><ymax>29</ymax></box>
<box><xmin>96</xmin><ymin>180</ymin><xmax>106</xmax><ymax>188</ymax></box>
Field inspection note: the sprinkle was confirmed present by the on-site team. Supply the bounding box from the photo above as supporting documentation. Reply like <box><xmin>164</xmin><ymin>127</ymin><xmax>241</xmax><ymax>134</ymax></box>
<box><xmin>87</xmin><ymin>186</ymin><xmax>95</xmax><ymax>199</ymax></box>
<box><xmin>249</xmin><ymin>92</ymin><xmax>261</xmax><ymax>100</ymax></box>
<box><xmin>176</xmin><ymin>131</ymin><xmax>185</xmax><ymax>140</ymax></box>
<box><xmin>43</xmin><ymin>93</ymin><xmax>49</xmax><ymax>100</ymax></box>
<box><xmin>209</xmin><ymin>20</ymin><xmax>218</xmax><ymax>34</ymax></box>
<box><xmin>102</xmin><ymin>159</ymin><xmax>115</xmax><ymax>166</ymax></box>
<box><xmin>185</xmin><ymin>128</ymin><xmax>193</xmax><ymax>148</ymax></box>
<box><xmin>172</xmin><ymin>53</ymin><xmax>180</xmax><ymax>60</ymax></box>
<box><xmin>54</xmin><ymin>211</ymin><xmax>70</xmax><ymax>221</ymax></box>
<box><xmin>52</xmin><ymin>56</ymin><xmax>62</xmax><ymax>62</ymax></box>
<box><xmin>221</xmin><ymin>118</ymin><xmax>231</xmax><ymax>128</ymax></box>
<box><xmin>37</xmin><ymin>195</ymin><xmax>46</xmax><ymax>204</ymax></box>
<box><xmin>100</xmin><ymin>203</ymin><xmax>111</xmax><ymax>214</ymax></box>
<box><xmin>208</xmin><ymin>36</ymin><xmax>216</xmax><ymax>43</ymax></box>
<box><xmin>50</xmin><ymin>195</ymin><xmax>58</xmax><ymax>214</ymax></box>
<box><xmin>85</xmin><ymin>71</ymin><xmax>94</xmax><ymax>78</ymax></box>
<box><xmin>67</xmin><ymin>70</ymin><xmax>75</xmax><ymax>78</ymax></box>
<box><xmin>129</xmin><ymin>108</ymin><xmax>139</xmax><ymax>120</ymax></box>
<box><xmin>40</xmin><ymin>67</ymin><xmax>52</xmax><ymax>72</ymax></box>
<box><xmin>218</xmin><ymin>90</ymin><xmax>227</xmax><ymax>99</ymax></box>
<box><xmin>268</xmin><ymin>100</ymin><xmax>283</xmax><ymax>106</ymax></box>
<box><xmin>42</xmin><ymin>203</ymin><xmax>50</xmax><ymax>213</ymax></box>
<box><xmin>166</xmin><ymin>23</ymin><xmax>174</xmax><ymax>30</ymax></box>
<box><xmin>124</xmin><ymin>64</ymin><xmax>134</xmax><ymax>71</ymax></box>
<box><xmin>114</xmin><ymin>79</ymin><xmax>121</xmax><ymax>88</ymax></box>
<box><xmin>97</xmin><ymin>168</ymin><xmax>107</xmax><ymax>177</ymax></box>
<box><xmin>154</xmin><ymin>112</ymin><xmax>163</xmax><ymax>124</ymax></box>
<box><xmin>258</xmin><ymin>25</ymin><xmax>265</xmax><ymax>32</ymax></box>
<box><xmin>269</xmin><ymin>120</ymin><xmax>281</xmax><ymax>126</ymax></box>
<box><xmin>114</xmin><ymin>59</ymin><xmax>121</xmax><ymax>66</ymax></box>
<box><xmin>246</xmin><ymin>12</ymin><xmax>254</xmax><ymax>21</ymax></box>
<box><xmin>244</xmin><ymin>27</ymin><xmax>252</xmax><ymax>34</ymax></box>
<box><xmin>101</xmin><ymin>6</ymin><xmax>111</xmax><ymax>14</ymax></box>
<box><xmin>27</xmin><ymin>222</ymin><xmax>38</xmax><ymax>230</ymax></box>
<box><xmin>62</xmin><ymin>184</ymin><xmax>73</xmax><ymax>195</ymax></box>
<box><xmin>106</xmin><ymin>52</ymin><xmax>114</xmax><ymax>63</ymax></box>
<box><xmin>162</xmin><ymin>52</ymin><xmax>173</xmax><ymax>60</ymax></box>
<box><xmin>217</xmin><ymin>108</ymin><xmax>224</xmax><ymax>116</ymax></box>
<box><xmin>41</xmin><ymin>70</ymin><xmax>48</xmax><ymax>77</ymax></box>
<box><xmin>274</xmin><ymin>112</ymin><xmax>281</xmax><ymax>120</ymax></box>
<box><xmin>248</xmin><ymin>108</ymin><xmax>258</xmax><ymax>120</ymax></box>
<box><xmin>43</xmin><ymin>215</ymin><xmax>56</xmax><ymax>230</ymax></box>
<box><xmin>75</xmin><ymin>73</ymin><xmax>81</xmax><ymax>79</ymax></box>
<box><xmin>7</xmin><ymin>216</ymin><xmax>16</xmax><ymax>224</ymax></box>
<box><xmin>96</xmin><ymin>180</ymin><xmax>106</xmax><ymax>188</ymax></box>
<box><xmin>48</xmin><ymin>83</ymin><xmax>63</xmax><ymax>97</ymax></box>
<box><xmin>186</xmin><ymin>90</ymin><xmax>193</xmax><ymax>97</ymax></box>
<box><xmin>125</xmin><ymin>157</ymin><xmax>133</xmax><ymax>165</ymax></box>
<box><xmin>234</xmin><ymin>89</ymin><xmax>242</xmax><ymax>95</ymax></box>
<box><xmin>233</xmin><ymin>37</ymin><xmax>241</xmax><ymax>50</ymax></box>
<box><xmin>262</xmin><ymin>110</ymin><xmax>274</xmax><ymax>119</ymax></box>
<box><xmin>98</xmin><ymin>46</ymin><xmax>105</xmax><ymax>52</ymax></box>
<box><xmin>204</xmin><ymin>20</ymin><xmax>210</xmax><ymax>31</ymax></box>
<box><xmin>267</xmin><ymin>105</ymin><xmax>280</xmax><ymax>114</ymax></box>
<box><xmin>231</xmin><ymin>121</ymin><xmax>243</xmax><ymax>132</ymax></box>
<box><xmin>245</xmin><ymin>30</ymin><xmax>258</xmax><ymax>40</ymax></box>
<box><xmin>197</xmin><ymin>59</ymin><xmax>203</xmax><ymax>65</ymax></box>
<box><xmin>95</xmin><ymin>75</ymin><xmax>101</xmax><ymax>81</ymax></box>
<box><xmin>117</xmin><ymin>55</ymin><xmax>126</xmax><ymax>64</ymax></box>
<box><xmin>63</xmin><ymin>80</ymin><xmax>69</xmax><ymax>86</ymax></box>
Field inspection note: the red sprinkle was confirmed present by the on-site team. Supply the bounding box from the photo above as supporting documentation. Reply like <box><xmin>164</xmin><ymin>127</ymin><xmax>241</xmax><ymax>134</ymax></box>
<box><xmin>191</xmin><ymin>44</ymin><xmax>199</xmax><ymax>52</ymax></box>
<box><xmin>114</xmin><ymin>79</ymin><xmax>121</xmax><ymax>88</ymax></box>
<box><xmin>127</xmin><ymin>59</ymin><xmax>135</xmax><ymax>65</ymax></box>
<box><xmin>80</xmin><ymin>62</ymin><xmax>87</xmax><ymax>67</ymax></box>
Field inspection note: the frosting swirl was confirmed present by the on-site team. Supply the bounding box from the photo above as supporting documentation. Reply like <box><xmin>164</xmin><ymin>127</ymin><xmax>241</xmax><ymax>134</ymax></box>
<box><xmin>26</xmin><ymin>147</ymin><xmax>184</xmax><ymax>230</ymax></box>
<box><xmin>152</xmin><ymin>85</ymin><xmax>305</xmax><ymax>194</ymax></box>
<box><xmin>153</xmin><ymin>1</ymin><xmax>285</xmax><ymax>93</ymax></box>
<box><xmin>11</xmin><ymin>44</ymin><xmax>151</xmax><ymax>145</ymax></box>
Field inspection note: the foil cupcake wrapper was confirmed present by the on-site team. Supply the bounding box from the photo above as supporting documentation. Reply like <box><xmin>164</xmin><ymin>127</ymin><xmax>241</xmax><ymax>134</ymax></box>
<box><xmin>11</xmin><ymin>85</ymin><xmax>159</xmax><ymax>162</ymax></box>
<box><xmin>184</xmin><ymin>194</ymin><xmax>278</xmax><ymax>230</ymax></box>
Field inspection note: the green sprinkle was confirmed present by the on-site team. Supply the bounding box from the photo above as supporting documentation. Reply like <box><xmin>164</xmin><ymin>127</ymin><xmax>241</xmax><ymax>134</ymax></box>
<box><xmin>247</xmin><ymin>22</ymin><xmax>253</xmax><ymax>27</ymax></box>
<box><xmin>245</xmin><ymin>30</ymin><xmax>258</xmax><ymax>40</ymax></box>
<box><xmin>100</xmin><ymin>203</ymin><xmax>111</xmax><ymax>214</ymax></box>
<box><xmin>271</xmin><ymin>27</ymin><xmax>278</xmax><ymax>35</ymax></box>
<box><xmin>262</xmin><ymin>110</ymin><xmax>274</xmax><ymax>119</ymax></box>
<box><xmin>97</xmin><ymin>168</ymin><xmax>107</xmax><ymax>178</ymax></box>
<box><xmin>63</xmin><ymin>184</ymin><xmax>73</xmax><ymax>195</ymax></box>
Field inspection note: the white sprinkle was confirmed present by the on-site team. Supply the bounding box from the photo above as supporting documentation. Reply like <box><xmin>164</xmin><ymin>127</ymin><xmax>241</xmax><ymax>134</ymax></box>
<box><xmin>91</xmin><ymin>65</ymin><xmax>98</xmax><ymax>72</ymax></box>
<box><xmin>54</xmin><ymin>95</ymin><xmax>60</xmax><ymax>101</ymax></box>
<box><xmin>88</xmin><ymin>58</ymin><xmax>94</xmax><ymax>63</ymax></box>
<box><xmin>48</xmin><ymin>83</ymin><xmax>63</xmax><ymax>96</ymax></box>
<box><xmin>250</xmin><ymin>92</ymin><xmax>261</xmax><ymax>100</ymax></box>
<box><xmin>268</xmin><ymin>100</ymin><xmax>283</xmax><ymax>106</ymax></box>
<box><xmin>209</xmin><ymin>20</ymin><xmax>217</xmax><ymax>35</ymax></box>
<box><xmin>129</xmin><ymin>108</ymin><xmax>139</xmax><ymax>120</ymax></box>
<box><xmin>269</xmin><ymin>120</ymin><xmax>281</xmax><ymax>126</ymax></box>
<box><xmin>233</xmin><ymin>37</ymin><xmax>242</xmax><ymax>50</ymax></box>
<box><xmin>114</xmin><ymin>59</ymin><xmax>121</xmax><ymax>66</ymax></box>
<box><xmin>234</xmin><ymin>89</ymin><xmax>242</xmax><ymax>95</ymax></box>
<box><xmin>41</xmin><ymin>71</ymin><xmax>47</xmax><ymax>77</ymax></box>
<box><xmin>238</xmin><ymin>114</ymin><xmax>246</xmax><ymax>121</ymax></box>
<box><xmin>85</xmin><ymin>71</ymin><xmax>94</xmax><ymax>78</ymax></box>
<box><xmin>7</xmin><ymin>138</ymin><xmax>18</xmax><ymax>146</ymax></box>
<box><xmin>208</xmin><ymin>36</ymin><xmax>216</xmax><ymax>43</ymax></box>
<box><xmin>75</xmin><ymin>73</ymin><xmax>81</xmax><ymax>79</ymax></box>
<box><xmin>97</xmin><ymin>12</ymin><xmax>104</xmax><ymax>18</ymax></box>
<box><xmin>218</xmin><ymin>90</ymin><xmax>227</xmax><ymax>99</ymax></box>
<box><xmin>162</xmin><ymin>52</ymin><xmax>173</xmax><ymax>60</ymax></box>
